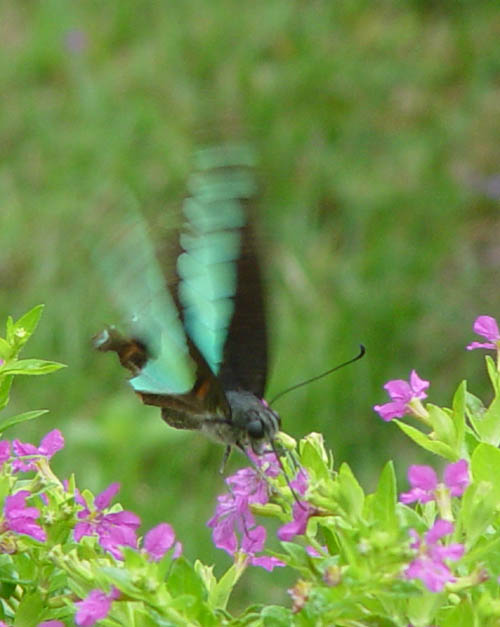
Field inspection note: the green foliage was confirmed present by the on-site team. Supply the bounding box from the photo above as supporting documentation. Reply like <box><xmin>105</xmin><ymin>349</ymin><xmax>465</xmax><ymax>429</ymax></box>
<box><xmin>2</xmin><ymin>307</ymin><xmax>500</xmax><ymax>625</ymax></box>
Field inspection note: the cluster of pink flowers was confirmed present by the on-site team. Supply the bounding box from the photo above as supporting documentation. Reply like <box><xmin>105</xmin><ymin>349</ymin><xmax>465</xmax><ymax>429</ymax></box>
<box><xmin>405</xmin><ymin>520</ymin><xmax>464</xmax><ymax>592</ymax></box>
<box><xmin>0</xmin><ymin>429</ymin><xmax>182</xmax><ymax>626</ymax></box>
<box><xmin>207</xmin><ymin>452</ymin><xmax>285</xmax><ymax>571</ymax></box>
<box><xmin>374</xmin><ymin>315</ymin><xmax>500</xmax><ymax>423</ymax></box>
<box><xmin>370</xmin><ymin>314</ymin><xmax>497</xmax><ymax>593</ymax></box>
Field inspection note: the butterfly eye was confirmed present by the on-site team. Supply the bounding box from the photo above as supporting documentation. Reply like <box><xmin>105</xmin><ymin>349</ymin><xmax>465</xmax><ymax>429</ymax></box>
<box><xmin>246</xmin><ymin>419</ymin><xmax>265</xmax><ymax>440</ymax></box>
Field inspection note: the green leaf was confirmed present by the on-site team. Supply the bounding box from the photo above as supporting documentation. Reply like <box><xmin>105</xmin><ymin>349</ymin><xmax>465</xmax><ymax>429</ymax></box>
<box><xmin>1</xmin><ymin>359</ymin><xmax>66</xmax><ymax>376</ymax></box>
<box><xmin>0</xmin><ymin>409</ymin><xmax>48</xmax><ymax>433</ymax></box>
<box><xmin>0</xmin><ymin>376</ymin><xmax>14</xmax><ymax>411</ymax></box>
<box><xmin>451</xmin><ymin>381</ymin><xmax>466</xmax><ymax>453</ymax></box>
<box><xmin>438</xmin><ymin>599</ymin><xmax>475</xmax><ymax>627</ymax></box>
<box><xmin>486</xmin><ymin>355</ymin><xmax>500</xmax><ymax>395</ymax></box>
<box><xmin>337</xmin><ymin>463</ymin><xmax>364</xmax><ymax>521</ymax></box>
<box><xmin>366</xmin><ymin>461</ymin><xmax>397</xmax><ymax>532</ymax></box>
<box><xmin>469</xmin><ymin>392</ymin><xmax>500</xmax><ymax>446</ymax></box>
<box><xmin>457</xmin><ymin>481</ymin><xmax>496</xmax><ymax>548</ymax></box>
<box><xmin>407</xmin><ymin>590</ymin><xmax>442</xmax><ymax>626</ymax></box>
<box><xmin>394</xmin><ymin>420</ymin><xmax>457</xmax><ymax>460</ymax></box>
<box><xmin>279</xmin><ymin>542</ymin><xmax>311</xmax><ymax>571</ymax></box>
<box><xmin>11</xmin><ymin>305</ymin><xmax>44</xmax><ymax>350</ymax></box>
<box><xmin>0</xmin><ymin>338</ymin><xmax>12</xmax><ymax>360</ymax></box>
<box><xmin>471</xmin><ymin>443</ymin><xmax>500</xmax><ymax>502</ymax></box>
<box><xmin>5</xmin><ymin>316</ymin><xmax>14</xmax><ymax>344</ymax></box>
<box><xmin>13</xmin><ymin>591</ymin><xmax>44</xmax><ymax>627</ymax></box>
<box><xmin>260</xmin><ymin>605</ymin><xmax>294</xmax><ymax>626</ymax></box>
<box><xmin>299</xmin><ymin>433</ymin><xmax>330</xmax><ymax>481</ymax></box>
<box><xmin>207</xmin><ymin>561</ymin><xmax>246</xmax><ymax>611</ymax></box>
<box><xmin>194</xmin><ymin>561</ymin><xmax>216</xmax><ymax>596</ymax></box>
<box><xmin>427</xmin><ymin>404</ymin><xmax>457</xmax><ymax>448</ymax></box>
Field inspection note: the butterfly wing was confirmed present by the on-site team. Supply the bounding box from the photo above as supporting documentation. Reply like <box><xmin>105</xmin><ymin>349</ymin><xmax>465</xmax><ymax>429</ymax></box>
<box><xmin>177</xmin><ymin>144</ymin><xmax>267</xmax><ymax>397</ymax></box>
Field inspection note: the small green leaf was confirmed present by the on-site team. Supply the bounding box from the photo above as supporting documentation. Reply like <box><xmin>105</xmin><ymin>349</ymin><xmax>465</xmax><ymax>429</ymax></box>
<box><xmin>486</xmin><ymin>355</ymin><xmax>500</xmax><ymax>395</ymax></box>
<box><xmin>427</xmin><ymin>404</ymin><xmax>456</xmax><ymax>447</ymax></box>
<box><xmin>0</xmin><ymin>409</ymin><xmax>48</xmax><ymax>433</ymax></box>
<box><xmin>471</xmin><ymin>443</ymin><xmax>500</xmax><ymax>502</ymax></box>
<box><xmin>438</xmin><ymin>598</ymin><xmax>475</xmax><ymax>627</ymax></box>
<box><xmin>394</xmin><ymin>420</ymin><xmax>457</xmax><ymax>460</ymax></box>
<box><xmin>451</xmin><ymin>381</ymin><xmax>466</xmax><ymax>452</ymax></box>
<box><xmin>260</xmin><ymin>605</ymin><xmax>294</xmax><ymax>626</ymax></box>
<box><xmin>194</xmin><ymin>561</ymin><xmax>216</xmax><ymax>596</ymax></box>
<box><xmin>5</xmin><ymin>316</ymin><xmax>14</xmax><ymax>344</ymax></box>
<box><xmin>337</xmin><ymin>463</ymin><xmax>364</xmax><ymax>521</ymax></box>
<box><xmin>208</xmin><ymin>561</ymin><xmax>246</xmax><ymax>610</ymax></box>
<box><xmin>299</xmin><ymin>433</ymin><xmax>330</xmax><ymax>481</ymax></box>
<box><xmin>457</xmin><ymin>481</ymin><xmax>496</xmax><ymax>548</ymax></box>
<box><xmin>0</xmin><ymin>376</ymin><xmax>14</xmax><ymax>411</ymax></box>
<box><xmin>1</xmin><ymin>359</ymin><xmax>66</xmax><ymax>376</ymax></box>
<box><xmin>367</xmin><ymin>461</ymin><xmax>397</xmax><ymax>532</ymax></box>
<box><xmin>0</xmin><ymin>338</ymin><xmax>12</xmax><ymax>360</ymax></box>
<box><xmin>470</xmin><ymin>393</ymin><xmax>500</xmax><ymax>446</ymax></box>
<box><xmin>407</xmin><ymin>590</ymin><xmax>442</xmax><ymax>627</ymax></box>
<box><xmin>13</xmin><ymin>591</ymin><xmax>44</xmax><ymax>627</ymax></box>
<box><xmin>11</xmin><ymin>305</ymin><xmax>45</xmax><ymax>349</ymax></box>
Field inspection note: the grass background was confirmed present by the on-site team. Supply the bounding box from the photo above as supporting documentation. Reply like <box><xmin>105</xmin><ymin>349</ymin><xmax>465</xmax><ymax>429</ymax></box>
<box><xmin>1</xmin><ymin>0</ymin><xmax>499</xmax><ymax>611</ymax></box>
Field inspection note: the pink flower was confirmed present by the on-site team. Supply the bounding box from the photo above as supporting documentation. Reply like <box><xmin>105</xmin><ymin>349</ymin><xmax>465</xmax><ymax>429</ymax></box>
<box><xmin>443</xmin><ymin>459</ymin><xmax>470</xmax><ymax>497</ymax></box>
<box><xmin>143</xmin><ymin>522</ymin><xmax>182</xmax><ymax>561</ymax></box>
<box><xmin>277</xmin><ymin>469</ymin><xmax>316</xmax><ymax>542</ymax></box>
<box><xmin>3</xmin><ymin>490</ymin><xmax>46</xmax><ymax>542</ymax></box>
<box><xmin>207</xmin><ymin>455</ymin><xmax>285</xmax><ymax>571</ymax></box>
<box><xmin>74</xmin><ymin>483</ymin><xmax>140</xmax><ymax>559</ymax></box>
<box><xmin>12</xmin><ymin>429</ymin><xmax>64</xmax><ymax>472</ymax></box>
<box><xmin>374</xmin><ymin>370</ymin><xmax>429</xmax><ymax>421</ymax></box>
<box><xmin>467</xmin><ymin>316</ymin><xmax>500</xmax><ymax>351</ymax></box>
<box><xmin>400</xmin><ymin>460</ymin><xmax>469</xmax><ymax>504</ymax></box>
<box><xmin>405</xmin><ymin>520</ymin><xmax>464</xmax><ymax>592</ymax></box>
<box><xmin>277</xmin><ymin>501</ymin><xmax>314</xmax><ymax>541</ymax></box>
<box><xmin>400</xmin><ymin>465</ymin><xmax>437</xmax><ymax>504</ymax></box>
<box><xmin>75</xmin><ymin>588</ymin><xmax>120</xmax><ymax>626</ymax></box>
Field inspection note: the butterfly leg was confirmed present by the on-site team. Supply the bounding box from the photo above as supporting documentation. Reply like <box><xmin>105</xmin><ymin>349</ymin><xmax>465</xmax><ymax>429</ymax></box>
<box><xmin>219</xmin><ymin>445</ymin><xmax>233</xmax><ymax>474</ymax></box>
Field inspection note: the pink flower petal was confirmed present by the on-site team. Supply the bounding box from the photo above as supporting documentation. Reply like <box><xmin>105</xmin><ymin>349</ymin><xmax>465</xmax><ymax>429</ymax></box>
<box><xmin>443</xmin><ymin>459</ymin><xmax>469</xmax><ymax>497</ymax></box>
<box><xmin>408</xmin><ymin>465</ymin><xmax>438</xmax><ymax>491</ymax></box>
<box><xmin>473</xmin><ymin>315</ymin><xmax>500</xmax><ymax>342</ymax></box>
<box><xmin>144</xmin><ymin>523</ymin><xmax>176</xmax><ymax>561</ymax></box>
<box><xmin>75</xmin><ymin>589</ymin><xmax>115</xmax><ymax>626</ymax></box>
<box><xmin>466</xmin><ymin>341</ymin><xmax>497</xmax><ymax>351</ymax></box>
<box><xmin>409</xmin><ymin>370</ymin><xmax>430</xmax><ymax>398</ymax></box>
<box><xmin>94</xmin><ymin>483</ymin><xmax>120</xmax><ymax>510</ymax></box>
<box><xmin>426</xmin><ymin>519</ymin><xmax>454</xmax><ymax>544</ymax></box>
<box><xmin>39</xmin><ymin>429</ymin><xmax>65</xmax><ymax>456</ymax></box>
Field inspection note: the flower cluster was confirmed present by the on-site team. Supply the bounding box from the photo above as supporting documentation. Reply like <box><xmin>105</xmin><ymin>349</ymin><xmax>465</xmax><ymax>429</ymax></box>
<box><xmin>207</xmin><ymin>452</ymin><xmax>285</xmax><ymax>571</ymax></box>
<box><xmin>0</xmin><ymin>429</ymin><xmax>182</xmax><ymax>625</ymax></box>
<box><xmin>405</xmin><ymin>520</ymin><xmax>464</xmax><ymax>592</ymax></box>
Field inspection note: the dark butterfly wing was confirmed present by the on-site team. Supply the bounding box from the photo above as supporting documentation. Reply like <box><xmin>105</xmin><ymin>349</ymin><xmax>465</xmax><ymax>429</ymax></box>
<box><xmin>218</xmin><ymin>219</ymin><xmax>268</xmax><ymax>397</ymax></box>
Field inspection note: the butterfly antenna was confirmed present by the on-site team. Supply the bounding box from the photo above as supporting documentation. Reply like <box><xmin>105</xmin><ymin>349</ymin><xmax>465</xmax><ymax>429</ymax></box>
<box><xmin>269</xmin><ymin>344</ymin><xmax>366</xmax><ymax>406</ymax></box>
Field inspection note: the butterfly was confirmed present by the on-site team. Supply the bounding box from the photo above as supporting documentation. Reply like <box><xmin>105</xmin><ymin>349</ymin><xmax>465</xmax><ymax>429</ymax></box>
<box><xmin>93</xmin><ymin>145</ymin><xmax>281</xmax><ymax>462</ymax></box>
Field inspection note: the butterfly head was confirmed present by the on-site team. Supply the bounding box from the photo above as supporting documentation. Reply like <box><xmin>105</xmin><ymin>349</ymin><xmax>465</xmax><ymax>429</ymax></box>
<box><xmin>225</xmin><ymin>390</ymin><xmax>281</xmax><ymax>455</ymax></box>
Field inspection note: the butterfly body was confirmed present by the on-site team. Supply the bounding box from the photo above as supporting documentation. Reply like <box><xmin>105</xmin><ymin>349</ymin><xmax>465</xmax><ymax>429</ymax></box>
<box><xmin>93</xmin><ymin>145</ymin><xmax>280</xmax><ymax>456</ymax></box>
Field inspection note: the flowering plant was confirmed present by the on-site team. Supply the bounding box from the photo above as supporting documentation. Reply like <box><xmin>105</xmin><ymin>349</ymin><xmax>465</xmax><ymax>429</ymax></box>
<box><xmin>2</xmin><ymin>306</ymin><xmax>500</xmax><ymax>626</ymax></box>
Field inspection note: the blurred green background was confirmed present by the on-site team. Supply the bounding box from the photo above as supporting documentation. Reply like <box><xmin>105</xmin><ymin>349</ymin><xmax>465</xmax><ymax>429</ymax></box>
<box><xmin>1</xmin><ymin>0</ymin><xmax>499</xmax><ymax>611</ymax></box>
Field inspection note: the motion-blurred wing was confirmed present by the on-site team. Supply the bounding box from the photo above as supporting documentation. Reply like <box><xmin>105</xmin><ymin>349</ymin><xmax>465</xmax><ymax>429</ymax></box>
<box><xmin>92</xmin><ymin>205</ymin><xmax>196</xmax><ymax>395</ymax></box>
